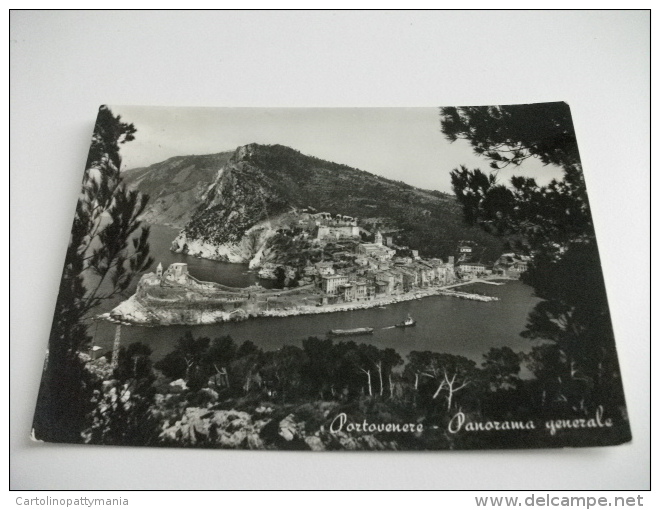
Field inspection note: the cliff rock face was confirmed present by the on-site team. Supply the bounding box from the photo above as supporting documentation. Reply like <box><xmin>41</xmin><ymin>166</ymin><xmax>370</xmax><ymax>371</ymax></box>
<box><xmin>108</xmin><ymin>293</ymin><xmax>250</xmax><ymax>325</ymax></box>
<box><xmin>171</xmin><ymin>144</ymin><xmax>293</xmax><ymax>264</ymax></box>
<box><xmin>171</xmin><ymin>221</ymin><xmax>276</xmax><ymax>265</ymax></box>
<box><xmin>157</xmin><ymin>404</ymin><xmax>397</xmax><ymax>450</ymax></box>
<box><xmin>160</xmin><ymin>408</ymin><xmax>266</xmax><ymax>449</ymax></box>
<box><xmin>161</xmin><ymin>143</ymin><xmax>502</xmax><ymax>265</ymax></box>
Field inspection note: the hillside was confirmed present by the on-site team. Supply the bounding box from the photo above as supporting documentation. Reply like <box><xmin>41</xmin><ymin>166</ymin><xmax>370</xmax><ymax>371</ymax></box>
<box><xmin>122</xmin><ymin>152</ymin><xmax>233</xmax><ymax>228</ymax></box>
<box><xmin>163</xmin><ymin>143</ymin><xmax>505</xmax><ymax>264</ymax></box>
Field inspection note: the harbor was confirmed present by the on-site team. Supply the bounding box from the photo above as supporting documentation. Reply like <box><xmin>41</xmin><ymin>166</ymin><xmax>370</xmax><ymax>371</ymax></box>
<box><xmin>104</xmin><ymin>258</ymin><xmax>505</xmax><ymax>326</ymax></box>
<box><xmin>89</xmin><ymin>224</ymin><xmax>535</xmax><ymax>364</ymax></box>
<box><xmin>90</xmin><ymin>279</ymin><xmax>539</xmax><ymax>364</ymax></box>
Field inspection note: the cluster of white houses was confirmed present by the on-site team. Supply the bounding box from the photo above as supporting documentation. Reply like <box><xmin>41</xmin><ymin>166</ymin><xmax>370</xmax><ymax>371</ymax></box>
<box><xmin>282</xmin><ymin>210</ymin><xmax>532</xmax><ymax>303</ymax></box>
<box><xmin>294</xmin><ymin>210</ymin><xmax>363</xmax><ymax>242</ymax></box>
<box><xmin>311</xmin><ymin>246</ymin><xmax>532</xmax><ymax>303</ymax></box>
<box><xmin>454</xmin><ymin>256</ymin><xmax>529</xmax><ymax>278</ymax></box>
<box><xmin>298</xmin><ymin>227</ymin><xmax>458</xmax><ymax>302</ymax></box>
<box><xmin>130</xmin><ymin>208</ymin><xmax>534</xmax><ymax>317</ymax></box>
<box><xmin>453</xmin><ymin>245</ymin><xmax>531</xmax><ymax>279</ymax></box>
<box><xmin>317</xmin><ymin>257</ymin><xmax>456</xmax><ymax>303</ymax></box>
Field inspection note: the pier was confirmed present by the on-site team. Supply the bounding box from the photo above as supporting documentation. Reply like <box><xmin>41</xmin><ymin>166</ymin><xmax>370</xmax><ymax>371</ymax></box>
<box><xmin>442</xmin><ymin>277</ymin><xmax>508</xmax><ymax>289</ymax></box>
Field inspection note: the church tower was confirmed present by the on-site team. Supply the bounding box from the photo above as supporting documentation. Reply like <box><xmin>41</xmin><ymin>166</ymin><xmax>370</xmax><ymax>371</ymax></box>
<box><xmin>156</xmin><ymin>262</ymin><xmax>163</xmax><ymax>278</ymax></box>
<box><xmin>375</xmin><ymin>230</ymin><xmax>383</xmax><ymax>245</ymax></box>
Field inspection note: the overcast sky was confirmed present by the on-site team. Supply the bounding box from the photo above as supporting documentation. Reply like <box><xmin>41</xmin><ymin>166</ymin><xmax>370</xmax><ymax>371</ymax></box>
<box><xmin>110</xmin><ymin>105</ymin><xmax>562</xmax><ymax>194</ymax></box>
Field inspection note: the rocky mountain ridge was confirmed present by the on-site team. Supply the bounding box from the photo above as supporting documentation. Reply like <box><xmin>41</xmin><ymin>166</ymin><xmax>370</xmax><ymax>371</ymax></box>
<box><xmin>126</xmin><ymin>143</ymin><xmax>504</xmax><ymax>267</ymax></box>
<box><xmin>122</xmin><ymin>152</ymin><xmax>233</xmax><ymax>228</ymax></box>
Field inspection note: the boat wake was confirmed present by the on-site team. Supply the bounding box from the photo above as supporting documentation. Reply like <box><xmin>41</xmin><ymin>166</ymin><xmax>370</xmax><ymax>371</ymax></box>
<box><xmin>381</xmin><ymin>326</ymin><xmax>396</xmax><ymax>330</ymax></box>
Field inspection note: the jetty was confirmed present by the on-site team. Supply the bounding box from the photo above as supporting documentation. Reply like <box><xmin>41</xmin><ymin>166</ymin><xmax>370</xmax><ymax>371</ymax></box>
<box><xmin>438</xmin><ymin>290</ymin><xmax>499</xmax><ymax>302</ymax></box>
<box><xmin>442</xmin><ymin>277</ymin><xmax>506</xmax><ymax>289</ymax></box>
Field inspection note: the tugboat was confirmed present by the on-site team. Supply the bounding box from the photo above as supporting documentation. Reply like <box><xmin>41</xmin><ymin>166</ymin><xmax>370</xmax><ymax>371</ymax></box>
<box><xmin>395</xmin><ymin>314</ymin><xmax>416</xmax><ymax>328</ymax></box>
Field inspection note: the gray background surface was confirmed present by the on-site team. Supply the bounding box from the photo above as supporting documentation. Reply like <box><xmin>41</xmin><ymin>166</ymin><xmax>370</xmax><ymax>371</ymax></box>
<box><xmin>10</xmin><ymin>10</ymin><xmax>650</xmax><ymax>490</ymax></box>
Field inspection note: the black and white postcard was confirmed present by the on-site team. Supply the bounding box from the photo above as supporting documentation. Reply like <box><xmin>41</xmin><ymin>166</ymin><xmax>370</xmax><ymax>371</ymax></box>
<box><xmin>32</xmin><ymin>103</ymin><xmax>631</xmax><ymax>450</ymax></box>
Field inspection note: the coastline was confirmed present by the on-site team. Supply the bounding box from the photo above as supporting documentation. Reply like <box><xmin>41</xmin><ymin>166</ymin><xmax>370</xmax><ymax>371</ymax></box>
<box><xmin>261</xmin><ymin>285</ymin><xmax>499</xmax><ymax>319</ymax></box>
<box><xmin>103</xmin><ymin>280</ymin><xmax>503</xmax><ymax>327</ymax></box>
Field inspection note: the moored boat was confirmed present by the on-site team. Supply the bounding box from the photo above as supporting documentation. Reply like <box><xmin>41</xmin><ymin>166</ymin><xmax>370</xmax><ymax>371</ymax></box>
<box><xmin>328</xmin><ymin>327</ymin><xmax>374</xmax><ymax>337</ymax></box>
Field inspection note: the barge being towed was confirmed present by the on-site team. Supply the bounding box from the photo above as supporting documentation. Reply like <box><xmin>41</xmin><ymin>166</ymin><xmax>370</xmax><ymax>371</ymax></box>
<box><xmin>328</xmin><ymin>327</ymin><xmax>375</xmax><ymax>337</ymax></box>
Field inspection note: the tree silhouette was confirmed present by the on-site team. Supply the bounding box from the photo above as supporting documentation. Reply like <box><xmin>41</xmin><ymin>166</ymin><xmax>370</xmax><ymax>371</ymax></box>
<box><xmin>440</xmin><ymin>103</ymin><xmax>626</xmax><ymax>418</ymax></box>
<box><xmin>481</xmin><ymin>346</ymin><xmax>521</xmax><ymax>393</ymax></box>
<box><xmin>33</xmin><ymin>106</ymin><xmax>153</xmax><ymax>443</ymax></box>
<box><xmin>262</xmin><ymin>346</ymin><xmax>308</xmax><ymax>403</ymax></box>
<box><xmin>427</xmin><ymin>353</ymin><xmax>476</xmax><ymax>412</ymax></box>
<box><xmin>154</xmin><ymin>332</ymin><xmax>212</xmax><ymax>389</ymax></box>
<box><xmin>273</xmin><ymin>266</ymin><xmax>287</xmax><ymax>289</ymax></box>
<box><xmin>440</xmin><ymin>103</ymin><xmax>580</xmax><ymax>170</ymax></box>
<box><xmin>302</xmin><ymin>336</ymin><xmax>335</xmax><ymax>398</ymax></box>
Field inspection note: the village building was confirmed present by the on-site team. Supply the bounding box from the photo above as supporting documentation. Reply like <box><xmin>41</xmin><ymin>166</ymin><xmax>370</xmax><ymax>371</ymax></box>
<box><xmin>321</xmin><ymin>274</ymin><xmax>349</xmax><ymax>294</ymax></box>
<box><xmin>457</xmin><ymin>261</ymin><xmax>486</xmax><ymax>278</ymax></box>
<box><xmin>316</xmin><ymin>224</ymin><xmax>360</xmax><ymax>241</ymax></box>
<box><xmin>458</xmin><ymin>245</ymin><xmax>474</xmax><ymax>261</ymax></box>
<box><xmin>356</xmin><ymin>231</ymin><xmax>396</xmax><ymax>261</ymax></box>
<box><xmin>354</xmin><ymin>280</ymin><xmax>368</xmax><ymax>300</ymax></box>
<box><xmin>302</xmin><ymin>263</ymin><xmax>317</xmax><ymax>277</ymax></box>
<box><xmin>412</xmin><ymin>261</ymin><xmax>436</xmax><ymax>287</ymax></box>
<box><xmin>375</xmin><ymin>270</ymin><xmax>402</xmax><ymax>295</ymax></box>
<box><xmin>374</xmin><ymin>279</ymin><xmax>390</xmax><ymax>296</ymax></box>
<box><xmin>427</xmin><ymin>258</ymin><xmax>454</xmax><ymax>285</ymax></box>
<box><xmin>314</xmin><ymin>261</ymin><xmax>335</xmax><ymax>276</ymax></box>
<box><xmin>494</xmin><ymin>253</ymin><xmax>531</xmax><ymax>278</ymax></box>
<box><xmin>398</xmin><ymin>267</ymin><xmax>418</xmax><ymax>292</ymax></box>
<box><xmin>163</xmin><ymin>262</ymin><xmax>190</xmax><ymax>284</ymax></box>
<box><xmin>356</xmin><ymin>243</ymin><xmax>395</xmax><ymax>260</ymax></box>
<box><xmin>311</xmin><ymin>212</ymin><xmax>333</xmax><ymax>221</ymax></box>
<box><xmin>339</xmin><ymin>283</ymin><xmax>355</xmax><ymax>302</ymax></box>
